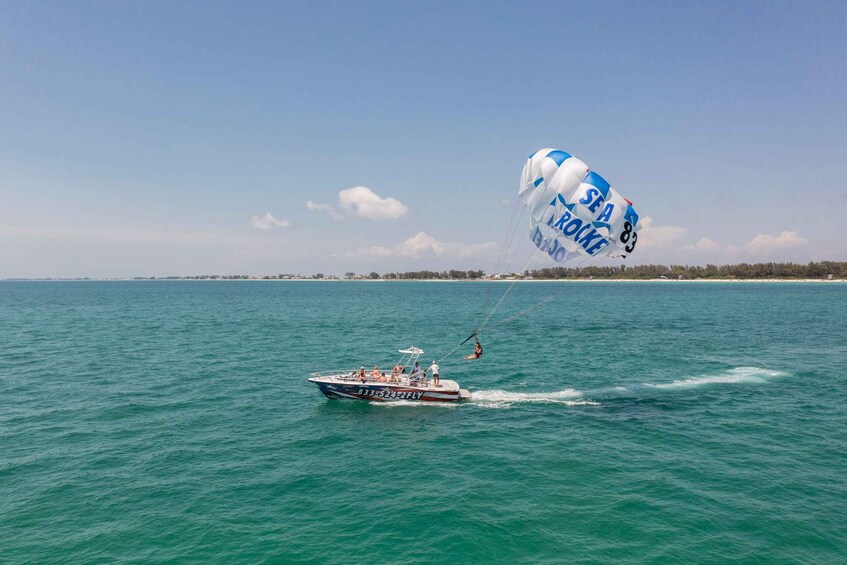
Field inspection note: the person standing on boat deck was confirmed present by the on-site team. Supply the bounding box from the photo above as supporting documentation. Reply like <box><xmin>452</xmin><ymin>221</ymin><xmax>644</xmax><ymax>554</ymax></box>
<box><xmin>429</xmin><ymin>361</ymin><xmax>440</xmax><ymax>387</ymax></box>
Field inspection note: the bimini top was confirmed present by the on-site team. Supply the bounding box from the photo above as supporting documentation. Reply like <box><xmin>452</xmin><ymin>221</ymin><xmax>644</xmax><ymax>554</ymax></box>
<box><xmin>398</xmin><ymin>347</ymin><xmax>424</xmax><ymax>355</ymax></box>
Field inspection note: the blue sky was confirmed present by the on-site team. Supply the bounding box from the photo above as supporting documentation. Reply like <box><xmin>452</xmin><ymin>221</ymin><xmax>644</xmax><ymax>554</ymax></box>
<box><xmin>1</xmin><ymin>0</ymin><xmax>845</xmax><ymax>277</ymax></box>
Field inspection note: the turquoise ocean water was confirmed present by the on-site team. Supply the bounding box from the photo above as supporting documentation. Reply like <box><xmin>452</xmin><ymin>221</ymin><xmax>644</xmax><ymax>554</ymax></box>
<box><xmin>1</xmin><ymin>281</ymin><xmax>845</xmax><ymax>563</ymax></box>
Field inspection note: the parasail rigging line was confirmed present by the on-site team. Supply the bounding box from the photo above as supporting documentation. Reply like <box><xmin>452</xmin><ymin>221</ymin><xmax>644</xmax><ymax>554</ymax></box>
<box><xmin>477</xmin><ymin>295</ymin><xmax>554</xmax><ymax>335</ymax></box>
<box><xmin>494</xmin><ymin>199</ymin><xmax>524</xmax><ymax>273</ymax></box>
<box><xmin>436</xmin><ymin>293</ymin><xmax>555</xmax><ymax>363</ymax></box>
<box><xmin>500</xmin><ymin>205</ymin><xmax>529</xmax><ymax>273</ymax></box>
<box><xmin>459</xmin><ymin>332</ymin><xmax>479</xmax><ymax>346</ymax></box>
<box><xmin>503</xmin><ymin>216</ymin><xmax>531</xmax><ymax>275</ymax></box>
<box><xmin>473</xmin><ymin>200</ymin><xmax>527</xmax><ymax>333</ymax></box>
<box><xmin>475</xmin><ymin>246</ymin><xmax>540</xmax><ymax>333</ymax></box>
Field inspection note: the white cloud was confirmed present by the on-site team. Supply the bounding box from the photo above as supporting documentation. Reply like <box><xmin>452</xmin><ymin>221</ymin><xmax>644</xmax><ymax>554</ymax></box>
<box><xmin>739</xmin><ymin>230</ymin><xmax>808</xmax><ymax>252</ymax></box>
<box><xmin>345</xmin><ymin>245</ymin><xmax>394</xmax><ymax>259</ymax></box>
<box><xmin>307</xmin><ymin>186</ymin><xmax>407</xmax><ymax>221</ymax></box>
<box><xmin>637</xmin><ymin>216</ymin><xmax>688</xmax><ymax>250</ymax></box>
<box><xmin>306</xmin><ymin>200</ymin><xmax>343</xmax><ymax>219</ymax></box>
<box><xmin>685</xmin><ymin>237</ymin><xmax>720</xmax><ymax>251</ymax></box>
<box><xmin>346</xmin><ymin>231</ymin><xmax>496</xmax><ymax>259</ymax></box>
<box><xmin>640</xmin><ymin>228</ymin><xmax>811</xmax><ymax>264</ymax></box>
<box><xmin>401</xmin><ymin>232</ymin><xmax>496</xmax><ymax>258</ymax></box>
<box><xmin>250</xmin><ymin>213</ymin><xmax>290</xmax><ymax>230</ymax></box>
<box><xmin>338</xmin><ymin>186</ymin><xmax>408</xmax><ymax>220</ymax></box>
<box><xmin>716</xmin><ymin>230</ymin><xmax>810</xmax><ymax>262</ymax></box>
<box><xmin>396</xmin><ymin>232</ymin><xmax>446</xmax><ymax>257</ymax></box>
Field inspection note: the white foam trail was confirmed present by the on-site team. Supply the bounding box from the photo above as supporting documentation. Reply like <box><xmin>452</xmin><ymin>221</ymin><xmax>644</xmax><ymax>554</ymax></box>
<box><xmin>370</xmin><ymin>367</ymin><xmax>785</xmax><ymax>410</ymax></box>
<box><xmin>469</xmin><ymin>389</ymin><xmax>598</xmax><ymax>407</ymax></box>
<box><xmin>644</xmin><ymin>367</ymin><xmax>785</xmax><ymax>390</ymax></box>
<box><xmin>466</xmin><ymin>367</ymin><xmax>785</xmax><ymax>409</ymax></box>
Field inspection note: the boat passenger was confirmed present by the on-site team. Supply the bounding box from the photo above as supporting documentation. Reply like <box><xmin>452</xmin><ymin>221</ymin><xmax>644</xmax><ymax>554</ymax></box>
<box><xmin>409</xmin><ymin>362</ymin><xmax>422</xmax><ymax>386</ymax></box>
<box><xmin>359</xmin><ymin>367</ymin><xmax>366</xmax><ymax>381</ymax></box>
<box><xmin>429</xmin><ymin>361</ymin><xmax>440</xmax><ymax>386</ymax></box>
<box><xmin>371</xmin><ymin>366</ymin><xmax>381</xmax><ymax>380</ymax></box>
<box><xmin>378</xmin><ymin>372</ymin><xmax>387</xmax><ymax>383</ymax></box>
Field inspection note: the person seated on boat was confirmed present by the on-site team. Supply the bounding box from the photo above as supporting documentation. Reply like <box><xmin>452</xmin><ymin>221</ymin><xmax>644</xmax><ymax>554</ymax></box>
<box><xmin>371</xmin><ymin>366</ymin><xmax>381</xmax><ymax>380</ymax></box>
<box><xmin>378</xmin><ymin>371</ymin><xmax>387</xmax><ymax>383</ymax></box>
<box><xmin>409</xmin><ymin>362</ymin><xmax>423</xmax><ymax>386</ymax></box>
<box><xmin>358</xmin><ymin>367</ymin><xmax>367</xmax><ymax>381</ymax></box>
<box><xmin>391</xmin><ymin>365</ymin><xmax>401</xmax><ymax>382</ymax></box>
<box><xmin>464</xmin><ymin>339</ymin><xmax>483</xmax><ymax>360</ymax></box>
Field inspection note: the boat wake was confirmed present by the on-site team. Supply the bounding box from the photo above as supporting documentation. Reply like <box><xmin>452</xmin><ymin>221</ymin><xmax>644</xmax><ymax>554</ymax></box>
<box><xmin>469</xmin><ymin>389</ymin><xmax>599</xmax><ymax>409</ymax></box>
<box><xmin>642</xmin><ymin>366</ymin><xmax>785</xmax><ymax>389</ymax></box>
<box><xmin>469</xmin><ymin>367</ymin><xmax>786</xmax><ymax>408</ymax></box>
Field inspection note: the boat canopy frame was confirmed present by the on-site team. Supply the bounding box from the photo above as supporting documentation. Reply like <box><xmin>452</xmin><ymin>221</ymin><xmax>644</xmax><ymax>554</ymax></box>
<box><xmin>308</xmin><ymin>346</ymin><xmax>426</xmax><ymax>380</ymax></box>
<box><xmin>395</xmin><ymin>346</ymin><xmax>424</xmax><ymax>371</ymax></box>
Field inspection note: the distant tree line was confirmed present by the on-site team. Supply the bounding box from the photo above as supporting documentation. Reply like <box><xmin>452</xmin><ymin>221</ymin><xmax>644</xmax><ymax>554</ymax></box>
<box><xmin>14</xmin><ymin>262</ymin><xmax>844</xmax><ymax>281</ymax></box>
<box><xmin>127</xmin><ymin>270</ymin><xmax>488</xmax><ymax>280</ymax></box>
<box><xmin>526</xmin><ymin>261</ymin><xmax>847</xmax><ymax>280</ymax></box>
<box><xmin>380</xmin><ymin>270</ymin><xmax>486</xmax><ymax>280</ymax></box>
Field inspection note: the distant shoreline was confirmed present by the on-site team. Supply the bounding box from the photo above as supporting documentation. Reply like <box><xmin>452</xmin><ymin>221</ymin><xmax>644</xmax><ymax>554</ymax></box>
<box><xmin>3</xmin><ymin>278</ymin><xmax>845</xmax><ymax>283</ymax></box>
<box><xmin>7</xmin><ymin>261</ymin><xmax>845</xmax><ymax>283</ymax></box>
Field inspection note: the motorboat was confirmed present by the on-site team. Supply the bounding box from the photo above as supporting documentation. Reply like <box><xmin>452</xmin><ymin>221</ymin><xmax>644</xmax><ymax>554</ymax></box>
<box><xmin>308</xmin><ymin>347</ymin><xmax>471</xmax><ymax>402</ymax></box>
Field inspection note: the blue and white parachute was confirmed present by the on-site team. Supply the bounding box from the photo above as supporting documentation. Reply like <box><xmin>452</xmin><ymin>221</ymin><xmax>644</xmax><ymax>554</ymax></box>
<box><xmin>519</xmin><ymin>148</ymin><xmax>641</xmax><ymax>263</ymax></box>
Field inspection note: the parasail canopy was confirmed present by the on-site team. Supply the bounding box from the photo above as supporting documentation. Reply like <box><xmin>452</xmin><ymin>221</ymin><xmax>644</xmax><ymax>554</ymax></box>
<box><xmin>519</xmin><ymin>148</ymin><xmax>641</xmax><ymax>264</ymax></box>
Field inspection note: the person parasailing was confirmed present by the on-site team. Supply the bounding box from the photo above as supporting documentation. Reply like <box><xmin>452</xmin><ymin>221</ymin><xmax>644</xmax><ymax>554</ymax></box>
<box><xmin>438</xmin><ymin>147</ymin><xmax>642</xmax><ymax>365</ymax></box>
<box><xmin>464</xmin><ymin>338</ymin><xmax>483</xmax><ymax>360</ymax></box>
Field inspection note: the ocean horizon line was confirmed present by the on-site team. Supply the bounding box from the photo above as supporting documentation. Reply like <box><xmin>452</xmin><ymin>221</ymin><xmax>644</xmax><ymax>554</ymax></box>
<box><xmin>3</xmin><ymin>277</ymin><xmax>846</xmax><ymax>283</ymax></box>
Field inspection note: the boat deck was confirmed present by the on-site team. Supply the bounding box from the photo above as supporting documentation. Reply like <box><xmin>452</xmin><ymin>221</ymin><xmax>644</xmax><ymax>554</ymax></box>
<box><xmin>309</xmin><ymin>372</ymin><xmax>470</xmax><ymax>402</ymax></box>
<box><xmin>308</xmin><ymin>347</ymin><xmax>470</xmax><ymax>402</ymax></box>
<box><xmin>310</xmin><ymin>372</ymin><xmax>460</xmax><ymax>392</ymax></box>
